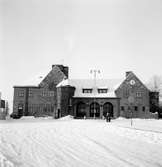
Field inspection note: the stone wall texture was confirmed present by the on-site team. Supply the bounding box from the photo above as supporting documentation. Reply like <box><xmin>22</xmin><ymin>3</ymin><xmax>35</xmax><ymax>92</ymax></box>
<box><xmin>12</xmin><ymin>67</ymin><xmax>159</xmax><ymax>119</ymax></box>
<box><xmin>115</xmin><ymin>72</ymin><xmax>151</xmax><ymax>118</ymax></box>
<box><xmin>13</xmin><ymin>65</ymin><xmax>68</xmax><ymax>117</ymax></box>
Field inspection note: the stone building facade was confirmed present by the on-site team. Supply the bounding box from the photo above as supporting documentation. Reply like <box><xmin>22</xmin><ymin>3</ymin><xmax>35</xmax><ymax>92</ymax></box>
<box><xmin>12</xmin><ymin>65</ymin><xmax>68</xmax><ymax>118</ymax></box>
<box><xmin>56</xmin><ymin>79</ymin><xmax>121</xmax><ymax>119</ymax></box>
<box><xmin>12</xmin><ymin>65</ymin><xmax>159</xmax><ymax>119</ymax></box>
<box><xmin>0</xmin><ymin>95</ymin><xmax>7</xmax><ymax>120</ymax></box>
<box><xmin>115</xmin><ymin>72</ymin><xmax>150</xmax><ymax>118</ymax></box>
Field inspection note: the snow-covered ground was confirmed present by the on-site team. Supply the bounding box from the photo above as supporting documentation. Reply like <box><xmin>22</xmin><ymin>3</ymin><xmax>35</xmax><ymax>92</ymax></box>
<box><xmin>0</xmin><ymin>117</ymin><xmax>162</xmax><ymax>167</ymax></box>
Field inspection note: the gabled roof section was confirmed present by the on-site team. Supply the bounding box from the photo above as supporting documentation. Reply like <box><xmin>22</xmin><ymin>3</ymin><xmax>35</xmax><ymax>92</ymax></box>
<box><xmin>39</xmin><ymin>65</ymin><xmax>67</xmax><ymax>88</ymax></box>
<box><xmin>115</xmin><ymin>71</ymin><xmax>150</xmax><ymax>92</ymax></box>
<box><xmin>57</xmin><ymin>78</ymin><xmax>122</xmax><ymax>98</ymax></box>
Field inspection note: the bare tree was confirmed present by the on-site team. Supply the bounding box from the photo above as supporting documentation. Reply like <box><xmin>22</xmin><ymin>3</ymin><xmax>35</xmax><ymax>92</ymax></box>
<box><xmin>147</xmin><ymin>75</ymin><xmax>162</xmax><ymax>92</ymax></box>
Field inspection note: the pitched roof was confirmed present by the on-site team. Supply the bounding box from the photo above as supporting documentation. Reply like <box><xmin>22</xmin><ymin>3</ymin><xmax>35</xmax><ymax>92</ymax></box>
<box><xmin>57</xmin><ymin>79</ymin><xmax>122</xmax><ymax>98</ymax></box>
<box><xmin>14</xmin><ymin>68</ymin><xmax>50</xmax><ymax>87</ymax></box>
<box><xmin>115</xmin><ymin>71</ymin><xmax>150</xmax><ymax>91</ymax></box>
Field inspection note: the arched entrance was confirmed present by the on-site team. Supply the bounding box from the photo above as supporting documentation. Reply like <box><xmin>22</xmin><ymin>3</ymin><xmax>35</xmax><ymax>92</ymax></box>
<box><xmin>77</xmin><ymin>102</ymin><xmax>86</xmax><ymax>118</ymax></box>
<box><xmin>90</xmin><ymin>102</ymin><xmax>100</xmax><ymax>118</ymax></box>
<box><xmin>103</xmin><ymin>102</ymin><xmax>113</xmax><ymax>118</ymax></box>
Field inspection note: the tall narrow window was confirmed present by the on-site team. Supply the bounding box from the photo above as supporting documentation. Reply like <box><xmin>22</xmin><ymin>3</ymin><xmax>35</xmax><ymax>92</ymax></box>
<box><xmin>123</xmin><ymin>88</ymin><xmax>129</xmax><ymax>98</ymax></box>
<box><xmin>121</xmin><ymin>106</ymin><xmax>125</xmax><ymax>111</ymax></box>
<box><xmin>29</xmin><ymin>90</ymin><xmax>33</xmax><ymax>97</ymax></box>
<box><xmin>134</xmin><ymin>106</ymin><xmax>138</xmax><ymax>111</ymax></box>
<box><xmin>142</xmin><ymin>106</ymin><xmax>145</xmax><ymax>112</ymax></box>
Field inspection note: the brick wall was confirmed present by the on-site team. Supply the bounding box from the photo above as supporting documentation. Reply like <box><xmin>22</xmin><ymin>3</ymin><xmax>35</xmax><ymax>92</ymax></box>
<box><xmin>13</xmin><ymin>87</ymin><xmax>27</xmax><ymax>116</ymax></box>
<box><xmin>72</xmin><ymin>98</ymin><xmax>120</xmax><ymax>118</ymax></box>
<box><xmin>57</xmin><ymin>86</ymin><xmax>75</xmax><ymax>117</ymax></box>
<box><xmin>39</xmin><ymin>65</ymin><xmax>68</xmax><ymax>90</ymax></box>
<box><xmin>149</xmin><ymin>91</ymin><xmax>159</xmax><ymax>113</ymax></box>
<box><xmin>115</xmin><ymin>72</ymin><xmax>150</xmax><ymax>118</ymax></box>
<box><xmin>12</xmin><ymin>65</ymin><xmax>69</xmax><ymax>117</ymax></box>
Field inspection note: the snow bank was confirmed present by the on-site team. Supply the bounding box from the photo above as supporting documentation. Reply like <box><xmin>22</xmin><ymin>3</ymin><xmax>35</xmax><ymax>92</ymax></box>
<box><xmin>116</xmin><ymin>117</ymin><xmax>126</xmax><ymax>120</ymax></box>
<box><xmin>59</xmin><ymin>115</ymin><xmax>74</xmax><ymax>120</ymax></box>
<box><xmin>20</xmin><ymin>116</ymin><xmax>35</xmax><ymax>120</ymax></box>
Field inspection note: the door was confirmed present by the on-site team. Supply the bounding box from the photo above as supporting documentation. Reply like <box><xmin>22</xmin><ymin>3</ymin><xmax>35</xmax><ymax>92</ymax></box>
<box><xmin>103</xmin><ymin>102</ymin><xmax>113</xmax><ymax>118</ymax></box>
<box><xmin>77</xmin><ymin>102</ymin><xmax>86</xmax><ymax>118</ymax></box>
<box><xmin>90</xmin><ymin>102</ymin><xmax>100</xmax><ymax>118</ymax></box>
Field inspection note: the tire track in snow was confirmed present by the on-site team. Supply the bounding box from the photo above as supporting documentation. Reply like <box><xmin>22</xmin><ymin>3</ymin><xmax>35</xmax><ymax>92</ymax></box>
<box><xmin>1</xmin><ymin>120</ymin><xmax>162</xmax><ymax>167</ymax></box>
<box><xmin>83</xmin><ymin>135</ymin><xmax>138</xmax><ymax>167</ymax></box>
<box><xmin>108</xmin><ymin>124</ymin><xmax>162</xmax><ymax>144</ymax></box>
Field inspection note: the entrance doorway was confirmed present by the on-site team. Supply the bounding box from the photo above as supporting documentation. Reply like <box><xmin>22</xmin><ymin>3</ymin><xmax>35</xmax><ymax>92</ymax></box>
<box><xmin>103</xmin><ymin>102</ymin><xmax>113</xmax><ymax>118</ymax></box>
<box><xmin>90</xmin><ymin>102</ymin><xmax>100</xmax><ymax>118</ymax></box>
<box><xmin>77</xmin><ymin>102</ymin><xmax>86</xmax><ymax>118</ymax></box>
<box><xmin>18</xmin><ymin>104</ymin><xmax>24</xmax><ymax>117</ymax></box>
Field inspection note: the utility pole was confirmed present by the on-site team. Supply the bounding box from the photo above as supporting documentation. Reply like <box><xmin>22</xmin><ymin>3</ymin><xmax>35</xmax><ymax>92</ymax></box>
<box><xmin>90</xmin><ymin>69</ymin><xmax>100</xmax><ymax>119</ymax></box>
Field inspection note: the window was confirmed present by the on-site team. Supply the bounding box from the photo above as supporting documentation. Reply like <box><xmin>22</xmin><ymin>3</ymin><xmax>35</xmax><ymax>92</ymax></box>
<box><xmin>98</xmin><ymin>89</ymin><xmax>108</xmax><ymax>93</ymax></box>
<box><xmin>136</xmin><ymin>92</ymin><xmax>142</xmax><ymax>97</ymax></box>
<box><xmin>82</xmin><ymin>89</ymin><xmax>92</xmax><ymax>93</ymax></box>
<box><xmin>142</xmin><ymin>106</ymin><xmax>145</xmax><ymax>112</ymax></box>
<box><xmin>42</xmin><ymin>91</ymin><xmax>46</xmax><ymax>96</ymax></box>
<box><xmin>121</xmin><ymin>106</ymin><xmax>124</xmax><ymax>111</ymax></box>
<box><xmin>123</xmin><ymin>88</ymin><xmax>129</xmax><ymax>98</ymax></box>
<box><xmin>29</xmin><ymin>91</ymin><xmax>33</xmax><ymax>97</ymax></box>
<box><xmin>134</xmin><ymin>106</ymin><xmax>138</xmax><ymax>111</ymax></box>
<box><xmin>18</xmin><ymin>91</ymin><xmax>24</xmax><ymax>97</ymax></box>
<box><xmin>42</xmin><ymin>91</ymin><xmax>55</xmax><ymax>97</ymax></box>
<box><xmin>50</xmin><ymin>91</ymin><xmax>55</xmax><ymax>97</ymax></box>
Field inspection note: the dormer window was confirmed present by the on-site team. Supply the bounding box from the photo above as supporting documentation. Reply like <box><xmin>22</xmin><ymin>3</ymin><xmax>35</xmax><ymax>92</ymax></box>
<box><xmin>82</xmin><ymin>89</ymin><xmax>92</xmax><ymax>93</ymax></box>
<box><xmin>98</xmin><ymin>89</ymin><xmax>108</xmax><ymax>93</ymax></box>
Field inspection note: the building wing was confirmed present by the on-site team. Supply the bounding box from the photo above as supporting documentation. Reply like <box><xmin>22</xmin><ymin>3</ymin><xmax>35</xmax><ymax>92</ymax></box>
<box><xmin>57</xmin><ymin>79</ymin><xmax>122</xmax><ymax>98</ymax></box>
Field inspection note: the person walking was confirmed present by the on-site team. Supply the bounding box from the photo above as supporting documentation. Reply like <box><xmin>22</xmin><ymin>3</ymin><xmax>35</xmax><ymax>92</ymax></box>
<box><xmin>106</xmin><ymin>112</ymin><xmax>111</xmax><ymax>122</ymax></box>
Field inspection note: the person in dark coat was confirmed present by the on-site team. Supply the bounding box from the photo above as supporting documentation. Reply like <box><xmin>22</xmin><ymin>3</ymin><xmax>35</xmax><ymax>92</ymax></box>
<box><xmin>106</xmin><ymin>112</ymin><xmax>111</xmax><ymax>122</ymax></box>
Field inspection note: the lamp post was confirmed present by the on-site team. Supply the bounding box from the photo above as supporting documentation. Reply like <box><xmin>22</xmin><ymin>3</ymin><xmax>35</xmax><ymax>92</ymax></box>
<box><xmin>90</xmin><ymin>69</ymin><xmax>100</xmax><ymax>119</ymax></box>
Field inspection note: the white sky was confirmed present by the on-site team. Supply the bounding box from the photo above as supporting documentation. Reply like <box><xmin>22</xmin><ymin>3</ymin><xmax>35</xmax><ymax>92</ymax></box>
<box><xmin>1</xmin><ymin>0</ymin><xmax>162</xmax><ymax>108</ymax></box>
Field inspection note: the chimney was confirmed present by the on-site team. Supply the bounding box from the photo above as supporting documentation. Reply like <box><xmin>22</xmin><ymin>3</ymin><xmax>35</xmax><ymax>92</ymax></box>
<box><xmin>126</xmin><ymin>71</ymin><xmax>132</xmax><ymax>78</ymax></box>
<box><xmin>52</xmin><ymin>64</ymin><xmax>63</xmax><ymax>70</ymax></box>
<box><xmin>52</xmin><ymin>64</ymin><xmax>69</xmax><ymax>78</ymax></box>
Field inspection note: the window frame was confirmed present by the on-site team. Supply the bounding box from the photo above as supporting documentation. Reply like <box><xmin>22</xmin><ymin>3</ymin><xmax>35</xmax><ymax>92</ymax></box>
<box><xmin>136</xmin><ymin>92</ymin><xmax>142</xmax><ymax>98</ymax></box>
<box><xmin>134</xmin><ymin>106</ymin><xmax>138</xmax><ymax>111</ymax></box>
<box><xmin>121</xmin><ymin>106</ymin><xmax>125</xmax><ymax>111</ymax></box>
<box><xmin>18</xmin><ymin>91</ymin><xmax>24</xmax><ymax>97</ymax></box>
<box><xmin>98</xmin><ymin>89</ymin><xmax>108</xmax><ymax>93</ymax></box>
<box><xmin>82</xmin><ymin>89</ymin><xmax>93</xmax><ymax>93</ymax></box>
<box><xmin>142</xmin><ymin>106</ymin><xmax>145</xmax><ymax>112</ymax></box>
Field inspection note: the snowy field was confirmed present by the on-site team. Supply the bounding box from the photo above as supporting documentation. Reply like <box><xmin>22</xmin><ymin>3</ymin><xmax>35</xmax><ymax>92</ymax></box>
<box><xmin>0</xmin><ymin>117</ymin><xmax>162</xmax><ymax>167</ymax></box>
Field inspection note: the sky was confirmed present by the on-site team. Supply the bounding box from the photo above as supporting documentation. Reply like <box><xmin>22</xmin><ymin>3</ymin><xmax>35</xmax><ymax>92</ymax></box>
<box><xmin>1</xmin><ymin>0</ymin><xmax>162</xmax><ymax>110</ymax></box>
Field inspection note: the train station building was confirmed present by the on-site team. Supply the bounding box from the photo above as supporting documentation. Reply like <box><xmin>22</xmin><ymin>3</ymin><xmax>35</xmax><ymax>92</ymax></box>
<box><xmin>12</xmin><ymin>64</ymin><xmax>159</xmax><ymax>119</ymax></box>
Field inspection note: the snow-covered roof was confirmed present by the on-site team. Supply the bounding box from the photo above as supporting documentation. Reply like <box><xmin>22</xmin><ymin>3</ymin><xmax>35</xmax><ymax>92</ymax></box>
<box><xmin>57</xmin><ymin>79</ymin><xmax>122</xmax><ymax>98</ymax></box>
<box><xmin>97</xmin><ymin>86</ymin><xmax>109</xmax><ymax>89</ymax></box>
<box><xmin>14</xmin><ymin>68</ymin><xmax>50</xmax><ymax>87</ymax></box>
